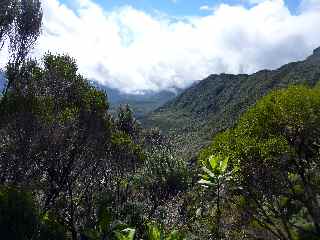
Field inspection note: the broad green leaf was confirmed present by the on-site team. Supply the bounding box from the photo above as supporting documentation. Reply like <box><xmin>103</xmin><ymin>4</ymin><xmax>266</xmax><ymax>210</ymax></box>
<box><xmin>201</xmin><ymin>166</ymin><xmax>215</xmax><ymax>178</ymax></box>
<box><xmin>115</xmin><ymin>228</ymin><xmax>135</xmax><ymax>240</ymax></box>
<box><xmin>208</xmin><ymin>155</ymin><xmax>219</xmax><ymax>171</ymax></box>
<box><xmin>219</xmin><ymin>156</ymin><xmax>229</xmax><ymax>173</ymax></box>
<box><xmin>198</xmin><ymin>179</ymin><xmax>215</xmax><ymax>186</ymax></box>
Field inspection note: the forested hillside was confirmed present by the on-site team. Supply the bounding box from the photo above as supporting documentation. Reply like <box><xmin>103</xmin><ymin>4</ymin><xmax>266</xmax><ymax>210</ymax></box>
<box><xmin>1</xmin><ymin>1</ymin><xmax>320</xmax><ymax>240</ymax></box>
<box><xmin>144</xmin><ymin>47</ymin><xmax>320</xmax><ymax>154</ymax></box>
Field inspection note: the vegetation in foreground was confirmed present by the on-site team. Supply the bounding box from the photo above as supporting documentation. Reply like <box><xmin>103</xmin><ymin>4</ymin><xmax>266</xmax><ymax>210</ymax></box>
<box><xmin>1</xmin><ymin>1</ymin><xmax>320</xmax><ymax>240</ymax></box>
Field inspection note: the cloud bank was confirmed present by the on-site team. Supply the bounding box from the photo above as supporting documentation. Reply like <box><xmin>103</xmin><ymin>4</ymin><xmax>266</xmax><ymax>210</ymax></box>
<box><xmin>3</xmin><ymin>0</ymin><xmax>320</xmax><ymax>93</ymax></box>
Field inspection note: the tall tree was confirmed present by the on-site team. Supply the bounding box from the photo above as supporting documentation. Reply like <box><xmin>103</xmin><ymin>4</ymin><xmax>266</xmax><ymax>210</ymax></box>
<box><xmin>200</xmin><ymin>85</ymin><xmax>320</xmax><ymax>239</ymax></box>
<box><xmin>0</xmin><ymin>0</ymin><xmax>42</xmax><ymax>96</ymax></box>
<box><xmin>0</xmin><ymin>0</ymin><xmax>42</xmax><ymax>59</ymax></box>
<box><xmin>116</xmin><ymin>104</ymin><xmax>140</xmax><ymax>138</ymax></box>
<box><xmin>0</xmin><ymin>0</ymin><xmax>16</xmax><ymax>49</ymax></box>
<box><xmin>0</xmin><ymin>54</ymin><xmax>144</xmax><ymax>240</ymax></box>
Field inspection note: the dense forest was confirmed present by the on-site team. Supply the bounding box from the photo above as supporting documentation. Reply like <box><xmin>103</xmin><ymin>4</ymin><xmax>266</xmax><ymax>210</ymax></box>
<box><xmin>0</xmin><ymin>1</ymin><xmax>320</xmax><ymax>240</ymax></box>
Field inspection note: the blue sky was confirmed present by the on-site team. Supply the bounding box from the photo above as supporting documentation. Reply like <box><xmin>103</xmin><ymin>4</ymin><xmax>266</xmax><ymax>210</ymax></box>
<box><xmin>62</xmin><ymin>0</ymin><xmax>301</xmax><ymax>16</ymax></box>
<box><xmin>2</xmin><ymin>0</ymin><xmax>318</xmax><ymax>93</ymax></box>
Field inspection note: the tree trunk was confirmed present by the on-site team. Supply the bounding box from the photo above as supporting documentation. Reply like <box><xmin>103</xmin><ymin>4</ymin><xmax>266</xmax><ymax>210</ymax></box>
<box><xmin>71</xmin><ymin>228</ymin><xmax>77</xmax><ymax>240</ymax></box>
<box><xmin>216</xmin><ymin>180</ymin><xmax>221</xmax><ymax>240</ymax></box>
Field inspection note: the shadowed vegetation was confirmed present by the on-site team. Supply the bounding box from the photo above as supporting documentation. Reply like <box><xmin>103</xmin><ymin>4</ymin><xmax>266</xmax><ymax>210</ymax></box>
<box><xmin>1</xmin><ymin>1</ymin><xmax>320</xmax><ymax>239</ymax></box>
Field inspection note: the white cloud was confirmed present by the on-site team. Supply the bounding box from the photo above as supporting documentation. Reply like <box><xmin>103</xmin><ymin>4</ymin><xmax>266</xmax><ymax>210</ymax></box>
<box><xmin>300</xmin><ymin>0</ymin><xmax>320</xmax><ymax>11</ymax></box>
<box><xmin>247</xmin><ymin>0</ymin><xmax>267</xmax><ymax>4</ymax></box>
<box><xmin>200</xmin><ymin>5</ymin><xmax>215</xmax><ymax>11</ymax></box>
<box><xmin>0</xmin><ymin>43</ymin><xmax>9</xmax><ymax>69</ymax></box>
<box><xmin>2</xmin><ymin>0</ymin><xmax>320</xmax><ymax>93</ymax></box>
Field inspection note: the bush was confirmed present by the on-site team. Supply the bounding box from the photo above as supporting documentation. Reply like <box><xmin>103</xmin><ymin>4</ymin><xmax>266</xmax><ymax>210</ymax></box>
<box><xmin>0</xmin><ymin>186</ymin><xmax>39</xmax><ymax>240</ymax></box>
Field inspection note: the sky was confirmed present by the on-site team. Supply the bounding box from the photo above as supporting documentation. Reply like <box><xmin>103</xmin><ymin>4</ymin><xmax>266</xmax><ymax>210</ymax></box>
<box><xmin>1</xmin><ymin>0</ymin><xmax>320</xmax><ymax>93</ymax></box>
<box><xmin>61</xmin><ymin>0</ymin><xmax>302</xmax><ymax>16</ymax></box>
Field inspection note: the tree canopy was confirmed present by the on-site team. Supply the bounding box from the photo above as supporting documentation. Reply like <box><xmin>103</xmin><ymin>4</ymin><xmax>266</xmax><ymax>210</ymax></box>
<box><xmin>199</xmin><ymin>85</ymin><xmax>320</xmax><ymax>239</ymax></box>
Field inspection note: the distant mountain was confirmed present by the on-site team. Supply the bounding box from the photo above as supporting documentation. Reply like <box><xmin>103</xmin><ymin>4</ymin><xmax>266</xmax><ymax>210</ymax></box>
<box><xmin>143</xmin><ymin>47</ymin><xmax>320</xmax><ymax>155</ymax></box>
<box><xmin>91</xmin><ymin>81</ymin><xmax>182</xmax><ymax>119</ymax></box>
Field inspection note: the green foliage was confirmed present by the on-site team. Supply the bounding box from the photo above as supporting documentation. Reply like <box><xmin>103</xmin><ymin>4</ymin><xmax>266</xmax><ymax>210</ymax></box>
<box><xmin>111</xmin><ymin>131</ymin><xmax>145</xmax><ymax>168</ymax></box>
<box><xmin>144</xmin><ymin>49</ymin><xmax>320</xmax><ymax>158</ymax></box>
<box><xmin>0</xmin><ymin>53</ymin><xmax>148</xmax><ymax>240</ymax></box>
<box><xmin>43</xmin><ymin>54</ymin><xmax>78</xmax><ymax>80</ymax></box>
<box><xmin>198</xmin><ymin>155</ymin><xmax>234</xmax><ymax>188</ymax></box>
<box><xmin>198</xmin><ymin>155</ymin><xmax>236</xmax><ymax>239</ymax></box>
<box><xmin>146</xmin><ymin>222</ymin><xmax>185</xmax><ymax>240</ymax></box>
<box><xmin>0</xmin><ymin>186</ymin><xmax>66</xmax><ymax>240</ymax></box>
<box><xmin>57</xmin><ymin>106</ymin><xmax>79</xmax><ymax>123</ymax></box>
<box><xmin>137</xmin><ymin>146</ymin><xmax>190</xmax><ymax>202</ymax></box>
<box><xmin>200</xmin><ymin>84</ymin><xmax>320</xmax><ymax>239</ymax></box>
<box><xmin>3</xmin><ymin>18</ymin><xmax>320</xmax><ymax>240</ymax></box>
<box><xmin>114</xmin><ymin>228</ymin><xmax>136</xmax><ymax>240</ymax></box>
<box><xmin>96</xmin><ymin>195</ymin><xmax>114</xmax><ymax>234</ymax></box>
<box><xmin>147</xmin><ymin>223</ymin><xmax>162</xmax><ymax>240</ymax></box>
<box><xmin>0</xmin><ymin>0</ymin><xmax>42</xmax><ymax>67</ymax></box>
<box><xmin>81</xmin><ymin>214</ymin><xmax>135</xmax><ymax>240</ymax></box>
<box><xmin>0</xmin><ymin>186</ymin><xmax>39</xmax><ymax>240</ymax></box>
<box><xmin>116</xmin><ymin>104</ymin><xmax>140</xmax><ymax>137</ymax></box>
<box><xmin>39</xmin><ymin>212</ymin><xmax>66</xmax><ymax>240</ymax></box>
<box><xmin>83</xmin><ymin>87</ymin><xmax>108</xmax><ymax>113</ymax></box>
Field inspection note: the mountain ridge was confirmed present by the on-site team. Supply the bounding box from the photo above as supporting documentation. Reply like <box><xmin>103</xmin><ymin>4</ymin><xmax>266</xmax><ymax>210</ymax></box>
<box><xmin>142</xmin><ymin>47</ymin><xmax>320</xmax><ymax>155</ymax></box>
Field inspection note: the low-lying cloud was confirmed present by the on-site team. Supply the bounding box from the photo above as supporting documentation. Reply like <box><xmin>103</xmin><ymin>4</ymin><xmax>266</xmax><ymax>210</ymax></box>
<box><xmin>3</xmin><ymin>0</ymin><xmax>320</xmax><ymax>93</ymax></box>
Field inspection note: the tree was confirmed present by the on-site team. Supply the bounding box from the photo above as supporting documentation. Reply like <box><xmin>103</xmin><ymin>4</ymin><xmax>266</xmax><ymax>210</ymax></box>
<box><xmin>116</xmin><ymin>104</ymin><xmax>141</xmax><ymax>141</ymax></box>
<box><xmin>8</xmin><ymin>0</ymin><xmax>42</xmax><ymax>64</ymax></box>
<box><xmin>200</xmin><ymin>85</ymin><xmax>320</xmax><ymax>239</ymax></box>
<box><xmin>135</xmin><ymin>135</ymin><xmax>190</xmax><ymax>222</ymax></box>
<box><xmin>0</xmin><ymin>0</ymin><xmax>42</xmax><ymax>96</ymax></box>
<box><xmin>116</xmin><ymin>104</ymin><xmax>140</xmax><ymax>138</ymax></box>
<box><xmin>0</xmin><ymin>0</ymin><xmax>42</xmax><ymax>60</ymax></box>
<box><xmin>0</xmin><ymin>186</ymin><xmax>68</xmax><ymax>240</ymax></box>
<box><xmin>0</xmin><ymin>54</ymin><xmax>144</xmax><ymax>240</ymax></box>
<box><xmin>0</xmin><ymin>186</ymin><xmax>40</xmax><ymax>240</ymax></box>
<box><xmin>146</xmin><ymin>222</ymin><xmax>185</xmax><ymax>240</ymax></box>
<box><xmin>198</xmin><ymin>155</ymin><xmax>234</xmax><ymax>239</ymax></box>
<box><xmin>0</xmin><ymin>0</ymin><xmax>16</xmax><ymax>49</ymax></box>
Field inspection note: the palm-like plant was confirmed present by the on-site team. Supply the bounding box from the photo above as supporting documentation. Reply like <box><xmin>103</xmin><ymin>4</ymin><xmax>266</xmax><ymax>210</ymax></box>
<box><xmin>114</xmin><ymin>228</ymin><xmax>136</xmax><ymax>240</ymax></box>
<box><xmin>198</xmin><ymin>155</ymin><xmax>233</xmax><ymax>239</ymax></box>
<box><xmin>146</xmin><ymin>223</ymin><xmax>185</xmax><ymax>240</ymax></box>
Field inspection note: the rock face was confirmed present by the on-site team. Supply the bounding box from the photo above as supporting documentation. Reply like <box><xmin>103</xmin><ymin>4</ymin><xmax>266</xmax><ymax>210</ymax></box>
<box><xmin>143</xmin><ymin>47</ymin><xmax>320</xmax><ymax>154</ymax></box>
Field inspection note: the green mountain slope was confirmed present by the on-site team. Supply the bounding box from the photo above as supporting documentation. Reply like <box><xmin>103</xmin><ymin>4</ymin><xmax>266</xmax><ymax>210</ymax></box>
<box><xmin>143</xmin><ymin>47</ymin><xmax>320</xmax><ymax>155</ymax></box>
